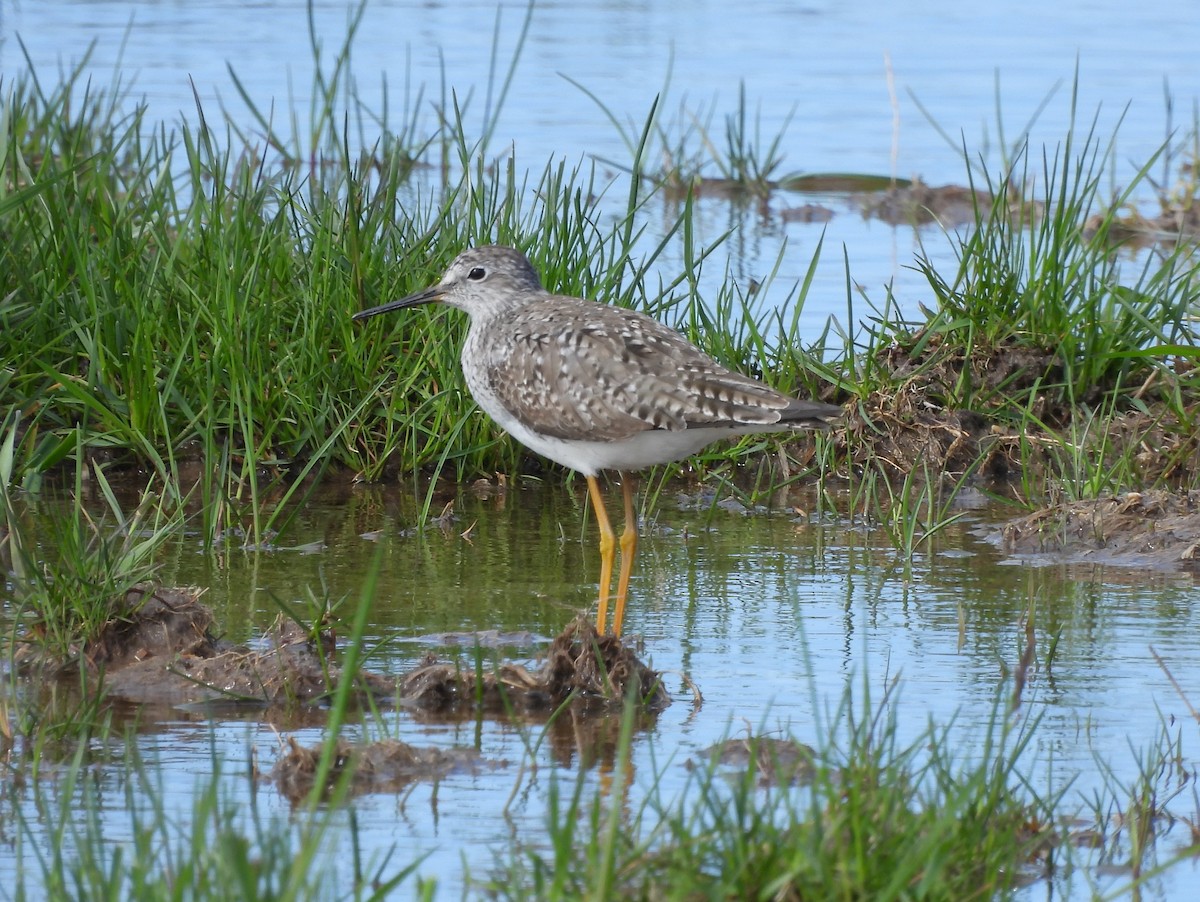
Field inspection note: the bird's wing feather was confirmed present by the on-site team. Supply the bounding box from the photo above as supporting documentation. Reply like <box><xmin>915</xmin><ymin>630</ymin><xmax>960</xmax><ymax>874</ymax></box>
<box><xmin>482</xmin><ymin>299</ymin><xmax>794</xmax><ymax>442</ymax></box>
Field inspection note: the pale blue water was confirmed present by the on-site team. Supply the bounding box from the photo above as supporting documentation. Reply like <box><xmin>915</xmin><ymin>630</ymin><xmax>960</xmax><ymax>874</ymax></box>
<box><xmin>3</xmin><ymin>2</ymin><xmax>1200</xmax><ymax>898</ymax></box>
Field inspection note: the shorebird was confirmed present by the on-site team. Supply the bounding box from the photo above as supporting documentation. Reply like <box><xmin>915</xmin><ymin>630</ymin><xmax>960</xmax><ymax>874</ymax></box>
<box><xmin>354</xmin><ymin>246</ymin><xmax>841</xmax><ymax>636</ymax></box>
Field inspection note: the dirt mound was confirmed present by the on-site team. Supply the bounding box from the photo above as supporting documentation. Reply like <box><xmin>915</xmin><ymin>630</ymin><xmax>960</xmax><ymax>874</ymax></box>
<box><xmin>399</xmin><ymin>617</ymin><xmax>669</xmax><ymax>713</ymax></box>
<box><xmin>837</xmin><ymin>332</ymin><xmax>1062</xmax><ymax>481</ymax></box>
<box><xmin>832</xmin><ymin>329</ymin><xmax>1200</xmax><ymax>491</ymax></box>
<box><xmin>994</xmin><ymin>490</ymin><xmax>1200</xmax><ymax>570</ymax></box>
<box><xmin>269</xmin><ymin>736</ymin><xmax>503</xmax><ymax>804</ymax></box>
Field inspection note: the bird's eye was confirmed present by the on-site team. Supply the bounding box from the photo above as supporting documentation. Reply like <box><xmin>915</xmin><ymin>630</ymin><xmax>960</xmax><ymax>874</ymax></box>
<box><xmin>467</xmin><ymin>266</ymin><xmax>487</xmax><ymax>281</ymax></box>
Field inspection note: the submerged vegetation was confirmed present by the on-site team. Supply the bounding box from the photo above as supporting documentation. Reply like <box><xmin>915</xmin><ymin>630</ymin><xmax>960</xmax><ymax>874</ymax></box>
<box><xmin>4</xmin><ymin>1</ymin><xmax>1200</xmax><ymax>898</ymax></box>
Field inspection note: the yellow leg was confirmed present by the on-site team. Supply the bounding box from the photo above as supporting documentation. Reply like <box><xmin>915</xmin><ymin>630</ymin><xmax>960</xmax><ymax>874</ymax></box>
<box><xmin>586</xmin><ymin>475</ymin><xmax>616</xmax><ymax>633</ymax></box>
<box><xmin>611</xmin><ymin>473</ymin><xmax>638</xmax><ymax>637</ymax></box>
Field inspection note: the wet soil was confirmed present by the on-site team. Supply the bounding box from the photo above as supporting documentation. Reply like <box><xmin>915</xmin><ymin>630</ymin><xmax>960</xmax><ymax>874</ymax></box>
<box><xmin>833</xmin><ymin>331</ymin><xmax>1052</xmax><ymax>483</ymax></box>
<box><xmin>398</xmin><ymin>617</ymin><xmax>669</xmax><ymax>714</ymax></box>
<box><xmin>8</xmin><ymin>591</ymin><xmax>669</xmax><ymax>803</ymax></box>
<box><xmin>12</xmin><ymin>587</ymin><xmax>394</xmax><ymax>707</ymax></box>
<box><xmin>991</xmin><ymin>490</ymin><xmax>1200</xmax><ymax>571</ymax></box>
<box><xmin>819</xmin><ymin>326</ymin><xmax>1200</xmax><ymax>571</ymax></box>
<box><xmin>269</xmin><ymin>735</ymin><xmax>504</xmax><ymax>804</ymax></box>
<box><xmin>10</xmin><ymin>594</ymin><xmax>668</xmax><ymax>713</ymax></box>
<box><xmin>830</xmin><ymin>327</ymin><xmax>1199</xmax><ymax>489</ymax></box>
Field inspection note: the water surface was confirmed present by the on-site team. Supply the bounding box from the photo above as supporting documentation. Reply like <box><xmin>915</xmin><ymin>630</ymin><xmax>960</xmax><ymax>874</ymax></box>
<box><xmin>8</xmin><ymin>482</ymin><xmax>1200</xmax><ymax>897</ymax></box>
<box><xmin>3</xmin><ymin>1</ymin><xmax>1200</xmax><ymax>897</ymax></box>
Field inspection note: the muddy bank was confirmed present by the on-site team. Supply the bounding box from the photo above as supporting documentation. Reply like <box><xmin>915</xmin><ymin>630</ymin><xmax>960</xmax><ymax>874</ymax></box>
<box><xmin>12</xmin><ymin>587</ymin><xmax>394</xmax><ymax>707</ymax></box>
<box><xmin>820</xmin><ymin>325</ymin><xmax>1200</xmax><ymax>572</ymax></box>
<box><xmin>831</xmin><ymin>328</ymin><xmax>1199</xmax><ymax>490</ymax></box>
<box><xmin>991</xmin><ymin>490</ymin><xmax>1200</xmax><ymax>572</ymax></box>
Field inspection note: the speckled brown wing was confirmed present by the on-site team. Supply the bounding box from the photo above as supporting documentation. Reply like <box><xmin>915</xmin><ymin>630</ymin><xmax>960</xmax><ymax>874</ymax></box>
<box><xmin>481</xmin><ymin>296</ymin><xmax>795</xmax><ymax>442</ymax></box>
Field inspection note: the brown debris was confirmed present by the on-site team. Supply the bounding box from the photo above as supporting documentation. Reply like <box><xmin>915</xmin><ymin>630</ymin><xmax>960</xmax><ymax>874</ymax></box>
<box><xmin>995</xmin><ymin>490</ymin><xmax>1200</xmax><ymax>570</ymax></box>
<box><xmin>844</xmin><ymin>403</ymin><xmax>1000</xmax><ymax>481</ymax></box>
<box><xmin>836</xmin><ymin>331</ymin><xmax>1062</xmax><ymax>482</ymax></box>
<box><xmin>691</xmin><ymin>735</ymin><xmax>818</xmax><ymax>786</ymax></box>
<box><xmin>399</xmin><ymin>617</ymin><xmax>669</xmax><ymax>714</ymax></box>
<box><xmin>874</xmin><ymin>332</ymin><xmax>1062</xmax><ymax>409</ymax></box>
<box><xmin>10</xmin><ymin>586</ymin><xmax>393</xmax><ymax>707</ymax></box>
<box><xmin>89</xmin><ymin>586</ymin><xmax>217</xmax><ymax>665</ymax></box>
<box><xmin>830</xmin><ymin>328</ymin><xmax>1200</xmax><ymax>492</ymax></box>
<box><xmin>269</xmin><ymin>735</ymin><xmax>501</xmax><ymax>804</ymax></box>
<box><xmin>10</xmin><ymin>592</ymin><xmax>668</xmax><ymax>715</ymax></box>
<box><xmin>855</xmin><ymin>178</ymin><xmax>1042</xmax><ymax>227</ymax></box>
<box><xmin>10</xmin><ymin>586</ymin><xmax>218</xmax><ymax>678</ymax></box>
<box><xmin>130</xmin><ymin>616</ymin><xmax>394</xmax><ymax>707</ymax></box>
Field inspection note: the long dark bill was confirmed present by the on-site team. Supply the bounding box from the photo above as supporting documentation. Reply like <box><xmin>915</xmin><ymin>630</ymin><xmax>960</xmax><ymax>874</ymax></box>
<box><xmin>352</xmin><ymin>286</ymin><xmax>443</xmax><ymax>321</ymax></box>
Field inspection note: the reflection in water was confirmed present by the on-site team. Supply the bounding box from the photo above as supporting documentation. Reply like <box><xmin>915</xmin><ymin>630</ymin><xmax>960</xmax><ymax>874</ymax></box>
<box><xmin>5</xmin><ymin>482</ymin><xmax>1200</xmax><ymax>895</ymax></box>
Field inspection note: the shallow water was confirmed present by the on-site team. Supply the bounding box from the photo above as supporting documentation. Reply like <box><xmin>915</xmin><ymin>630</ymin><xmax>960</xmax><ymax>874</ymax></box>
<box><xmin>6</xmin><ymin>483</ymin><xmax>1200</xmax><ymax>897</ymax></box>
<box><xmin>4</xmin><ymin>1</ymin><xmax>1200</xmax><ymax>896</ymax></box>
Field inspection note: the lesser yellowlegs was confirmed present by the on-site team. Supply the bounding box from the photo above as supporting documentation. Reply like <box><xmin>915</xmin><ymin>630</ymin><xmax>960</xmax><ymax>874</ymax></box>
<box><xmin>354</xmin><ymin>246</ymin><xmax>841</xmax><ymax>635</ymax></box>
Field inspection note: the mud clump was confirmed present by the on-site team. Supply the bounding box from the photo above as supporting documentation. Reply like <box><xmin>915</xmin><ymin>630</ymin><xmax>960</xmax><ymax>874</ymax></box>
<box><xmin>691</xmin><ymin>735</ymin><xmax>818</xmax><ymax>787</ymax></box>
<box><xmin>1085</xmin><ymin>203</ymin><xmax>1200</xmax><ymax>249</ymax></box>
<box><xmin>147</xmin><ymin>616</ymin><xmax>395</xmax><ymax>707</ymax></box>
<box><xmin>832</xmin><ymin>329</ymin><xmax>1200</xmax><ymax>491</ymax></box>
<box><xmin>269</xmin><ymin>736</ymin><xmax>502</xmax><ymax>804</ymax></box>
<box><xmin>11</xmin><ymin>586</ymin><xmax>218</xmax><ymax>677</ymax></box>
<box><xmin>11</xmin><ymin>586</ymin><xmax>394</xmax><ymax>707</ymax></box>
<box><xmin>400</xmin><ymin>617</ymin><xmax>669</xmax><ymax>713</ymax></box>
<box><xmin>995</xmin><ymin>490</ymin><xmax>1200</xmax><ymax>570</ymax></box>
<box><xmin>11</xmin><ymin>593</ymin><xmax>668</xmax><ymax>714</ymax></box>
<box><xmin>856</xmin><ymin>178</ymin><xmax>1003</xmax><ymax>227</ymax></box>
<box><xmin>268</xmin><ymin>618</ymin><xmax>666</xmax><ymax>803</ymax></box>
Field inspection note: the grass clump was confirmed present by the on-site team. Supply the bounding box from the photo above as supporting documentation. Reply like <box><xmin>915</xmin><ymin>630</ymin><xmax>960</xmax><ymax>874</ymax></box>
<box><xmin>0</xmin><ymin>6</ymin><xmax>836</xmax><ymax>521</ymax></box>
<box><xmin>1</xmin><ymin>418</ymin><xmax>177</xmax><ymax>664</ymax></box>
<box><xmin>828</xmin><ymin>98</ymin><xmax>1200</xmax><ymax>503</ymax></box>
<box><xmin>490</xmin><ymin>681</ymin><xmax>1200</xmax><ymax>899</ymax></box>
<box><xmin>579</xmin><ymin>76</ymin><xmax>797</xmax><ymax>200</ymax></box>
